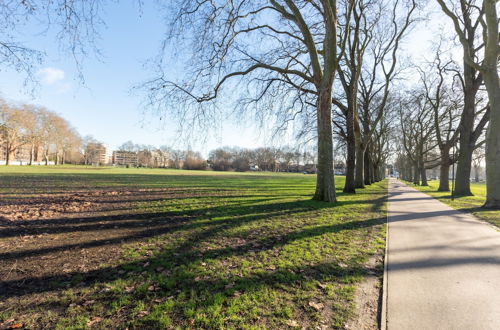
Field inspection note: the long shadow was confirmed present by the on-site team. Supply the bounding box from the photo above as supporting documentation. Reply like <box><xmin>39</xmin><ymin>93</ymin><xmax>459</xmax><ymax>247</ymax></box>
<box><xmin>388</xmin><ymin>256</ymin><xmax>500</xmax><ymax>271</ymax></box>
<box><xmin>387</xmin><ymin>209</ymin><xmax>483</xmax><ymax>223</ymax></box>
<box><xmin>0</xmin><ymin>198</ymin><xmax>321</xmax><ymax>239</ymax></box>
<box><xmin>0</xmin><ymin>174</ymin><xmax>390</xmax><ymax>316</ymax></box>
<box><xmin>0</xmin><ymin>214</ymin><xmax>385</xmax><ymax>299</ymax></box>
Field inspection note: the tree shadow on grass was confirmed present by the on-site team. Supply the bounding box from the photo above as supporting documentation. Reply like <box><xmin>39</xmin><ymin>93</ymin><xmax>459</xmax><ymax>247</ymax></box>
<box><xmin>0</xmin><ymin>213</ymin><xmax>386</xmax><ymax>298</ymax></box>
<box><xmin>0</xmin><ymin>176</ymin><xmax>389</xmax><ymax>327</ymax></box>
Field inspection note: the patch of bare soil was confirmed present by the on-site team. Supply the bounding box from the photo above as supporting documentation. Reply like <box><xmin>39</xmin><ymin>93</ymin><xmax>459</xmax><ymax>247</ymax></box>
<box><xmin>0</xmin><ymin>188</ymin><xmax>202</xmax><ymax>301</ymax></box>
<box><xmin>0</xmin><ymin>188</ymin><xmax>206</xmax><ymax>221</ymax></box>
<box><xmin>345</xmin><ymin>255</ymin><xmax>384</xmax><ymax>330</ymax></box>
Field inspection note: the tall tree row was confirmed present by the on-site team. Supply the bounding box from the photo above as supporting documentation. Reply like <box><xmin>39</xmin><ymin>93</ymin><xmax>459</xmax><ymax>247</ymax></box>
<box><xmin>398</xmin><ymin>0</ymin><xmax>497</xmax><ymax>209</ymax></box>
<box><xmin>0</xmin><ymin>100</ymin><xmax>81</xmax><ymax>165</ymax></box>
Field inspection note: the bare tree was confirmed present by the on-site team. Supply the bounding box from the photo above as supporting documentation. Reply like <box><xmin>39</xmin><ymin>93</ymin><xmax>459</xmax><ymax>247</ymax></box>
<box><xmin>398</xmin><ymin>91</ymin><xmax>435</xmax><ymax>185</ymax></box>
<box><xmin>418</xmin><ymin>51</ymin><xmax>462</xmax><ymax>191</ymax></box>
<box><xmin>0</xmin><ymin>101</ymin><xmax>33</xmax><ymax>165</ymax></box>
<box><xmin>332</xmin><ymin>0</ymin><xmax>417</xmax><ymax>192</ymax></box>
<box><xmin>0</xmin><ymin>1</ymin><xmax>104</xmax><ymax>86</ymax></box>
<box><xmin>436</xmin><ymin>0</ymin><xmax>499</xmax><ymax>208</ymax></box>
<box><xmin>140</xmin><ymin>0</ymin><xmax>362</xmax><ymax>202</ymax></box>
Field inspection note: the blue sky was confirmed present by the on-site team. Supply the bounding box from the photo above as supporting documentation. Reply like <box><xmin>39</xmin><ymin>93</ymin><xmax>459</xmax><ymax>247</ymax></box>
<box><xmin>0</xmin><ymin>1</ymin><xmax>450</xmax><ymax>156</ymax></box>
<box><xmin>0</xmin><ymin>1</ymin><xmax>268</xmax><ymax>156</ymax></box>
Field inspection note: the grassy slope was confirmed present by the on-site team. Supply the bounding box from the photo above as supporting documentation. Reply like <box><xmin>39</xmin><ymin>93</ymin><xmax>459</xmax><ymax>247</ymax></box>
<box><xmin>0</xmin><ymin>166</ymin><xmax>387</xmax><ymax>329</ymax></box>
<box><xmin>411</xmin><ymin>180</ymin><xmax>500</xmax><ymax>228</ymax></box>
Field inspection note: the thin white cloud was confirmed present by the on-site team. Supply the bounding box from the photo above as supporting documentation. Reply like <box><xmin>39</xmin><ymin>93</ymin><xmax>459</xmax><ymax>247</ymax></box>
<box><xmin>38</xmin><ymin>67</ymin><xmax>65</xmax><ymax>85</ymax></box>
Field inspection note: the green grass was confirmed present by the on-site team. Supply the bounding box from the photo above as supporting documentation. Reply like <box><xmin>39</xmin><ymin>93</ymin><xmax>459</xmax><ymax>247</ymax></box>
<box><xmin>411</xmin><ymin>180</ymin><xmax>500</xmax><ymax>228</ymax></box>
<box><xmin>0</xmin><ymin>166</ymin><xmax>388</xmax><ymax>329</ymax></box>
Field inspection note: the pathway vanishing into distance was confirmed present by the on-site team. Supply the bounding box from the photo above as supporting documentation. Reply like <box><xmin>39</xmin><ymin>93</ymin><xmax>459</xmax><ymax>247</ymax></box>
<box><xmin>384</xmin><ymin>178</ymin><xmax>500</xmax><ymax>330</ymax></box>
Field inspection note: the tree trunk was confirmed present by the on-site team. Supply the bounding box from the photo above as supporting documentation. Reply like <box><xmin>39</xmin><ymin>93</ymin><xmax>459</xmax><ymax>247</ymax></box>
<box><xmin>354</xmin><ymin>116</ymin><xmax>365</xmax><ymax>188</ymax></box>
<box><xmin>343</xmin><ymin>104</ymin><xmax>356</xmax><ymax>193</ymax></box>
<box><xmin>439</xmin><ymin>163</ymin><xmax>450</xmax><ymax>191</ymax></box>
<box><xmin>483</xmin><ymin>71</ymin><xmax>500</xmax><ymax>208</ymax></box>
<box><xmin>420</xmin><ymin>161</ymin><xmax>428</xmax><ymax>186</ymax></box>
<box><xmin>373</xmin><ymin>161</ymin><xmax>379</xmax><ymax>182</ymax></box>
<box><xmin>455</xmin><ymin>91</ymin><xmax>474</xmax><ymax>196</ymax></box>
<box><xmin>313</xmin><ymin>87</ymin><xmax>336</xmax><ymax>202</ymax></box>
<box><xmin>364</xmin><ymin>149</ymin><xmax>371</xmax><ymax>185</ymax></box>
<box><xmin>474</xmin><ymin>165</ymin><xmax>480</xmax><ymax>182</ymax></box>
<box><xmin>354</xmin><ymin>143</ymin><xmax>365</xmax><ymax>188</ymax></box>
<box><xmin>438</xmin><ymin>149</ymin><xmax>451</xmax><ymax>191</ymax></box>
<box><xmin>29</xmin><ymin>144</ymin><xmax>34</xmax><ymax>165</ymax></box>
<box><xmin>5</xmin><ymin>146</ymin><xmax>10</xmax><ymax>165</ymax></box>
<box><xmin>413</xmin><ymin>162</ymin><xmax>419</xmax><ymax>185</ymax></box>
<box><xmin>482</xmin><ymin>0</ymin><xmax>500</xmax><ymax>208</ymax></box>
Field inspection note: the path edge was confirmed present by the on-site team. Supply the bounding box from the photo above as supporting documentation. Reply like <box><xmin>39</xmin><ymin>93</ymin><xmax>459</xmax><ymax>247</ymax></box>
<box><xmin>380</xmin><ymin>180</ymin><xmax>390</xmax><ymax>330</ymax></box>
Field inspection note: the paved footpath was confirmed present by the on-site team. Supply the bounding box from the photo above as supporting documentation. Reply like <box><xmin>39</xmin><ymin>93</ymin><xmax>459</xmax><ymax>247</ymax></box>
<box><xmin>385</xmin><ymin>179</ymin><xmax>500</xmax><ymax>330</ymax></box>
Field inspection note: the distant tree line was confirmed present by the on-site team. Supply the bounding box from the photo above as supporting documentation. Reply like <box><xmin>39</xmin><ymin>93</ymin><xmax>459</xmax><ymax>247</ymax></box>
<box><xmin>113</xmin><ymin>142</ymin><xmax>318</xmax><ymax>173</ymax></box>
<box><xmin>208</xmin><ymin>146</ymin><xmax>316</xmax><ymax>172</ymax></box>
<box><xmin>0</xmin><ymin>99</ymin><xmax>81</xmax><ymax>165</ymax></box>
<box><xmin>114</xmin><ymin>141</ymin><xmax>207</xmax><ymax>170</ymax></box>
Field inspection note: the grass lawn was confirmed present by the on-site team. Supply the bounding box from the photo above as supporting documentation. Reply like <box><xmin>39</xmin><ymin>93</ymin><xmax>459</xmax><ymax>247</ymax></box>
<box><xmin>0</xmin><ymin>166</ymin><xmax>387</xmax><ymax>329</ymax></box>
<box><xmin>411</xmin><ymin>180</ymin><xmax>500</xmax><ymax>228</ymax></box>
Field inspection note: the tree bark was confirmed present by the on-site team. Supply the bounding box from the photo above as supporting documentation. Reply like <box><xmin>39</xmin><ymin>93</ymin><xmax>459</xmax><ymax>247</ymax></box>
<box><xmin>483</xmin><ymin>71</ymin><xmax>500</xmax><ymax>208</ymax></box>
<box><xmin>354</xmin><ymin>117</ymin><xmax>365</xmax><ymax>188</ymax></box>
<box><xmin>355</xmin><ymin>144</ymin><xmax>365</xmax><ymax>188</ymax></box>
<box><xmin>420</xmin><ymin>160</ymin><xmax>428</xmax><ymax>186</ymax></box>
<box><xmin>438</xmin><ymin>149</ymin><xmax>451</xmax><ymax>191</ymax></box>
<box><xmin>455</xmin><ymin>64</ymin><xmax>476</xmax><ymax>196</ymax></box>
<box><xmin>413</xmin><ymin>162</ymin><xmax>419</xmax><ymax>185</ymax></box>
<box><xmin>343</xmin><ymin>103</ymin><xmax>356</xmax><ymax>193</ymax></box>
<box><xmin>482</xmin><ymin>0</ymin><xmax>500</xmax><ymax>209</ymax></box>
<box><xmin>313</xmin><ymin>87</ymin><xmax>336</xmax><ymax>202</ymax></box>
<box><xmin>364</xmin><ymin>148</ymin><xmax>372</xmax><ymax>185</ymax></box>
<box><xmin>29</xmin><ymin>144</ymin><xmax>34</xmax><ymax>165</ymax></box>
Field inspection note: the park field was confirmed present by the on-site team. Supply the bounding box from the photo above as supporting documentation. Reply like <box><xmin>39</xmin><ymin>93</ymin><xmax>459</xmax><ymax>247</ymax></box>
<box><xmin>412</xmin><ymin>181</ymin><xmax>500</xmax><ymax>228</ymax></box>
<box><xmin>0</xmin><ymin>166</ymin><xmax>387</xmax><ymax>329</ymax></box>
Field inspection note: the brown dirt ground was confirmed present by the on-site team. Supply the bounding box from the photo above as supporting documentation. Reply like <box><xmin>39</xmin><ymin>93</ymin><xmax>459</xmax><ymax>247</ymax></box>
<box><xmin>0</xmin><ymin>189</ymin><xmax>193</xmax><ymax>316</ymax></box>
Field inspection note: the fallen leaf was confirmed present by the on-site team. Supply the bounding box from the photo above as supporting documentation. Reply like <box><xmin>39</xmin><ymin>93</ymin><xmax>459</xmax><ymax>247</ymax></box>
<box><xmin>7</xmin><ymin>323</ymin><xmax>24</xmax><ymax>329</ymax></box>
<box><xmin>308</xmin><ymin>301</ymin><xmax>324</xmax><ymax>310</ymax></box>
<box><xmin>83</xmin><ymin>300</ymin><xmax>95</xmax><ymax>306</ymax></box>
<box><xmin>137</xmin><ymin>310</ymin><xmax>150</xmax><ymax>317</ymax></box>
<box><xmin>233</xmin><ymin>291</ymin><xmax>241</xmax><ymax>297</ymax></box>
<box><xmin>87</xmin><ymin>317</ymin><xmax>102</xmax><ymax>327</ymax></box>
<box><xmin>286</xmin><ymin>320</ymin><xmax>300</xmax><ymax>327</ymax></box>
<box><xmin>225</xmin><ymin>282</ymin><xmax>235</xmax><ymax>289</ymax></box>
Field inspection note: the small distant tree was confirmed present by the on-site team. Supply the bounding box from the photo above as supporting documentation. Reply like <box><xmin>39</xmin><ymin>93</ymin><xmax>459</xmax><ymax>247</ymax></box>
<box><xmin>183</xmin><ymin>151</ymin><xmax>206</xmax><ymax>170</ymax></box>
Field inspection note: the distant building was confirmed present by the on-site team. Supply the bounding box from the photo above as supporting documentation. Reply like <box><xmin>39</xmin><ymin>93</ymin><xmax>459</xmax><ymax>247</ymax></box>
<box><xmin>0</xmin><ymin>142</ymin><xmax>47</xmax><ymax>165</ymax></box>
<box><xmin>112</xmin><ymin>150</ymin><xmax>138</xmax><ymax>167</ymax></box>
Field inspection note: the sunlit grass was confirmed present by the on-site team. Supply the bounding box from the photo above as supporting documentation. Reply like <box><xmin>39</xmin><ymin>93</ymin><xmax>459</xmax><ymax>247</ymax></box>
<box><xmin>0</xmin><ymin>166</ymin><xmax>388</xmax><ymax>328</ymax></box>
